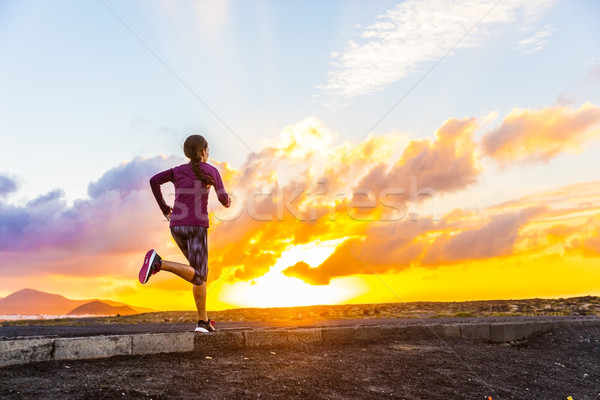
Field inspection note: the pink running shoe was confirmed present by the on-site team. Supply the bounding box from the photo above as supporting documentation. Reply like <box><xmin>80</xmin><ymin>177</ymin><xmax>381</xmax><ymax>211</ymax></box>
<box><xmin>139</xmin><ymin>249</ymin><xmax>162</xmax><ymax>284</ymax></box>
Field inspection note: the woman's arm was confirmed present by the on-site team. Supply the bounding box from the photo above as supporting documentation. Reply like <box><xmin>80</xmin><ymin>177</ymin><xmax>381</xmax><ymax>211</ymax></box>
<box><xmin>149</xmin><ymin>169</ymin><xmax>174</xmax><ymax>217</ymax></box>
<box><xmin>212</xmin><ymin>168</ymin><xmax>231</xmax><ymax>207</ymax></box>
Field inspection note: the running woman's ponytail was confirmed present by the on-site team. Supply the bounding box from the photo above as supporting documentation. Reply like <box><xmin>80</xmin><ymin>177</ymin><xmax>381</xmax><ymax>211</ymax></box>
<box><xmin>183</xmin><ymin>135</ymin><xmax>216</xmax><ymax>187</ymax></box>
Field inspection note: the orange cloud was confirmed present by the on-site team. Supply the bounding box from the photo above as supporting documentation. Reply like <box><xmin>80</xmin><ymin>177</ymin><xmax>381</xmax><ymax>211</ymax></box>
<box><xmin>283</xmin><ymin>177</ymin><xmax>600</xmax><ymax>285</ymax></box>
<box><xmin>356</xmin><ymin>117</ymin><xmax>481</xmax><ymax>198</ymax></box>
<box><xmin>566</xmin><ymin>213</ymin><xmax>600</xmax><ymax>257</ymax></box>
<box><xmin>207</xmin><ymin>118</ymin><xmax>600</xmax><ymax>287</ymax></box>
<box><xmin>421</xmin><ymin>206</ymin><xmax>546</xmax><ymax>266</ymax></box>
<box><xmin>282</xmin><ymin>206</ymin><xmax>546</xmax><ymax>285</ymax></box>
<box><xmin>482</xmin><ymin>102</ymin><xmax>600</xmax><ymax>164</ymax></box>
<box><xmin>205</xmin><ymin>117</ymin><xmax>482</xmax><ymax>285</ymax></box>
<box><xmin>283</xmin><ymin>220</ymin><xmax>430</xmax><ymax>284</ymax></box>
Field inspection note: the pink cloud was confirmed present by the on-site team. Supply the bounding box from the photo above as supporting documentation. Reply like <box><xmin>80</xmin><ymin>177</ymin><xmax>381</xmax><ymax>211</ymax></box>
<box><xmin>0</xmin><ymin>156</ymin><xmax>179</xmax><ymax>280</ymax></box>
<box><xmin>421</xmin><ymin>206</ymin><xmax>546</xmax><ymax>266</ymax></box>
<box><xmin>482</xmin><ymin>102</ymin><xmax>600</xmax><ymax>164</ymax></box>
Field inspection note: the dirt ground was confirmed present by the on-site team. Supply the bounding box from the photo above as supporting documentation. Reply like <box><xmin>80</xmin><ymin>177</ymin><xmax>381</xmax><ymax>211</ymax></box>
<box><xmin>1</xmin><ymin>324</ymin><xmax>598</xmax><ymax>400</ymax></box>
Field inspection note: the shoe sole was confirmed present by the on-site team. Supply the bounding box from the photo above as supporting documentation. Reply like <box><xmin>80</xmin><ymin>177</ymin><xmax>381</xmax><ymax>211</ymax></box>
<box><xmin>139</xmin><ymin>249</ymin><xmax>157</xmax><ymax>284</ymax></box>
<box><xmin>194</xmin><ymin>327</ymin><xmax>210</xmax><ymax>333</ymax></box>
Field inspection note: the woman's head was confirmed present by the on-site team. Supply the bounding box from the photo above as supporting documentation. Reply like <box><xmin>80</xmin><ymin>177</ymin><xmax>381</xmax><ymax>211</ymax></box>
<box><xmin>183</xmin><ymin>134</ymin><xmax>215</xmax><ymax>187</ymax></box>
<box><xmin>183</xmin><ymin>134</ymin><xmax>209</xmax><ymax>162</ymax></box>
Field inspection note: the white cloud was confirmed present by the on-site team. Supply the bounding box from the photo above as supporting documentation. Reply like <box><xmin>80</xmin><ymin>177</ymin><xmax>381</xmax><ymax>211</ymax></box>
<box><xmin>319</xmin><ymin>0</ymin><xmax>554</xmax><ymax>101</ymax></box>
<box><xmin>192</xmin><ymin>0</ymin><xmax>231</xmax><ymax>37</ymax></box>
<box><xmin>159</xmin><ymin>0</ymin><xmax>232</xmax><ymax>44</ymax></box>
<box><xmin>516</xmin><ymin>24</ymin><xmax>556</xmax><ymax>55</ymax></box>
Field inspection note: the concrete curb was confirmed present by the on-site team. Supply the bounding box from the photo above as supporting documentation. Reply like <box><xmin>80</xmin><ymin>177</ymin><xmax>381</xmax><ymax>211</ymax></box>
<box><xmin>1</xmin><ymin>318</ymin><xmax>598</xmax><ymax>367</ymax></box>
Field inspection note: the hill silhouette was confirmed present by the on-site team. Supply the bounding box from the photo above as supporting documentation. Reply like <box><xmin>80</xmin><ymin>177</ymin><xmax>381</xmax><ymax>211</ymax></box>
<box><xmin>98</xmin><ymin>300</ymin><xmax>154</xmax><ymax>314</ymax></box>
<box><xmin>0</xmin><ymin>288</ymin><xmax>153</xmax><ymax>316</ymax></box>
<box><xmin>0</xmin><ymin>289</ymin><xmax>89</xmax><ymax>315</ymax></box>
<box><xmin>67</xmin><ymin>300</ymin><xmax>138</xmax><ymax>316</ymax></box>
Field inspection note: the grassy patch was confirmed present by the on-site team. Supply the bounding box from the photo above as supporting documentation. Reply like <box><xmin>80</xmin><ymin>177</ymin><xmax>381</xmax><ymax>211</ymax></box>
<box><xmin>452</xmin><ymin>312</ymin><xmax>478</xmax><ymax>318</ymax></box>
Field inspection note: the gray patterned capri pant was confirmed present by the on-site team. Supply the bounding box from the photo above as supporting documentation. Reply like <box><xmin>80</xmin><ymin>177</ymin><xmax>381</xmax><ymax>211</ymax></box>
<box><xmin>170</xmin><ymin>225</ymin><xmax>208</xmax><ymax>285</ymax></box>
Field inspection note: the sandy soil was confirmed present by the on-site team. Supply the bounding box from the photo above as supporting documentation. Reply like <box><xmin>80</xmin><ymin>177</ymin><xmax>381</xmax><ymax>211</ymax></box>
<box><xmin>1</xmin><ymin>324</ymin><xmax>598</xmax><ymax>399</ymax></box>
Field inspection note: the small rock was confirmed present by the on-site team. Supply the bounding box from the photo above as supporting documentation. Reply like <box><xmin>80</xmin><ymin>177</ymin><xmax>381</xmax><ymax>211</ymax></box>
<box><xmin>270</xmin><ymin>351</ymin><xmax>276</xmax><ymax>355</ymax></box>
<box><xmin>205</xmin><ymin>356</ymin><xmax>213</xmax><ymax>359</ymax></box>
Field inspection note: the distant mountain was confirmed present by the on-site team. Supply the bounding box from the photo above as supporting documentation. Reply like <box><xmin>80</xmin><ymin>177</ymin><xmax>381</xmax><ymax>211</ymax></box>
<box><xmin>0</xmin><ymin>289</ymin><xmax>89</xmax><ymax>315</ymax></box>
<box><xmin>98</xmin><ymin>299</ymin><xmax>154</xmax><ymax>314</ymax></box>
<box><xmin>0</xmin><ymin>288</ymin><xmax>153</xmax><ymax>315</ymax></box>
<box><xmin>67</xmin><ymin>301</ymin><xmax>138</xmax><ymax>316</ymax></box>
<box><xmin>130</xmin><ymin>306</ymin><xmax>155</xmax><ymax>314</ymax></box>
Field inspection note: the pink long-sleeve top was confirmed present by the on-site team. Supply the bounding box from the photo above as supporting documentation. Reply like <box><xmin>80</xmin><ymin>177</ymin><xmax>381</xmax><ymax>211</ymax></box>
<box><xmin>150</xmin><ymin>162</ymin><xmax>230</xmax><ymax>228</ymax></box>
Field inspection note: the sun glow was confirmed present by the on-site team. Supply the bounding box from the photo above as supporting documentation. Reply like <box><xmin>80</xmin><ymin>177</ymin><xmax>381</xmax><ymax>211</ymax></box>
<box><xmin>217</xmin><ymin>237</ymin><xmax>367</xmax><ymax>308</ymax></box>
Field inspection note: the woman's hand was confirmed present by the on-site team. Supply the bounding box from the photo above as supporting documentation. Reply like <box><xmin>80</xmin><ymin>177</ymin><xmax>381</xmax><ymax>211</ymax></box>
<box><xmin>225</xmin><ymin>197</ymin><xmax>231</xmax><ymax>208</ymax></box>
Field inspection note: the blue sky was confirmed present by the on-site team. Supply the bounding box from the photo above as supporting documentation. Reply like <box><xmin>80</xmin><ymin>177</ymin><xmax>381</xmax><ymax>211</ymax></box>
<box><xmin>1</xmin><ymin>0</ymin><xmax>599</xmax><ymax>207</ymax></box>
<box><xmin>0</xmin><ymin>0</ymin><xmax>385</xmax><ymax>202</ymax></box>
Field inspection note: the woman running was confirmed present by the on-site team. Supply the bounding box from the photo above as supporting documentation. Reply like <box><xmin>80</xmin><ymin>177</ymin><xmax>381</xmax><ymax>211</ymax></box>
<box><xmin>139</xmin><ymin>134</ymin><xmax>231</xmax><ymax>333</ymax></box>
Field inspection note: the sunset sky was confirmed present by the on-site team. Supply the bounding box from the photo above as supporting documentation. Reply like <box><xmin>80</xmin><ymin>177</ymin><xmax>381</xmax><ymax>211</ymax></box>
<box><xmin>1</xmin><ymin>0</ymin><xmax>600</xmax><ymax>312</ymax></box>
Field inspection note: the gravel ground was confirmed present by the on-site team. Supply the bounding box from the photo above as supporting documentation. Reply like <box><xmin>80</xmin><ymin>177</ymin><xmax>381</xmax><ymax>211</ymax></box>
<box><xmin>1</xmin><ymin>324</ymin><xmax>598</xmax><ymax>399</ymax></box>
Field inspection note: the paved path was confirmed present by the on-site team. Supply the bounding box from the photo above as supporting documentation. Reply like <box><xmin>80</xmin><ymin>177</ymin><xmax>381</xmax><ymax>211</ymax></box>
<box><xmin>1</xmin><ymin>315</ymin><xmax>599</xmax><ymax>367</ymax></box>
<box><xmin>1</xmin><ymin>315</ymin><xmax>595</xmax><ymax>339</ymax></box>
